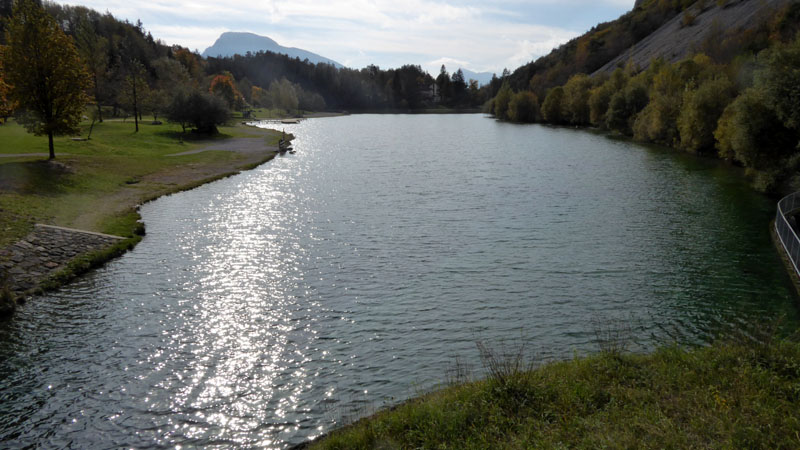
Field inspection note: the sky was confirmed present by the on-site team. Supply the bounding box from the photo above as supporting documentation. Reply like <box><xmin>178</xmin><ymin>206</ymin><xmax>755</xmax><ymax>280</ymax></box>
<box><xmin>59</xmin><ymin>0</ymin><xmax>635</xmax><ymax>76</ymax></box>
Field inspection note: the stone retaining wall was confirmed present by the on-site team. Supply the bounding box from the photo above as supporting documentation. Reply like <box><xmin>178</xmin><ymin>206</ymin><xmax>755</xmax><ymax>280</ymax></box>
<box><xmin>0</xmin><ymin>224</ymin><xmax>124</xmax><ymax>295</ymax></box>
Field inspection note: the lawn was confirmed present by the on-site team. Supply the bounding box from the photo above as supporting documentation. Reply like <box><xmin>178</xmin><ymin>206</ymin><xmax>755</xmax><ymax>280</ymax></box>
<box><xmin>0</xmin><ymin>117</ymin><xmax>280</xmax><ymax>247</ymax></box>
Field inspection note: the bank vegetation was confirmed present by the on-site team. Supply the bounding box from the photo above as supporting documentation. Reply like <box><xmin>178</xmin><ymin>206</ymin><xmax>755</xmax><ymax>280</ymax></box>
<box><xmin>308</xmin><ymin>333</ymin><xmax>800</xmax><ymax>449</ymax></box>
<box><xmin>487</xmin><ymin>0</ymin><xmax>800</xmax><ymax>193</ymax></box>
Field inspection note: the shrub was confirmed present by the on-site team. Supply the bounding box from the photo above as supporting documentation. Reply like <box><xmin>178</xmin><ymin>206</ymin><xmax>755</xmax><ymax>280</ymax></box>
<box><xmin>681</xmin><ymin>11</ymin><xmax>696</xmax><ymax>27</ymax></box>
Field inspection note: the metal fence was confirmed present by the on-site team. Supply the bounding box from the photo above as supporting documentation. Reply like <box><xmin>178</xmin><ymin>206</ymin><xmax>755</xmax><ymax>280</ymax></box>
<box><xmin>775</xmin><ymin>191</ymin><xmax>800</xmax><ymax>278</ymax></box>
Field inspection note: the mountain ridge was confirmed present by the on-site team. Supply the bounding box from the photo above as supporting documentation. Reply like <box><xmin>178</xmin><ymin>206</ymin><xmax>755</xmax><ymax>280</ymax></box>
<box><xmin>202</xmin><ymin>31</ymin><xmax>343</xmax><ymax>68</ymax></box>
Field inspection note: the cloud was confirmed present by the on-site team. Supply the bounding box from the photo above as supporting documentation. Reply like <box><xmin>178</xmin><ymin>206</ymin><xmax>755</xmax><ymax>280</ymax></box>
<box><xmin>429</xmin><ymin>57</ymin><xmax>471</xmax><ymax>70</ymax></box>
<box><xmin>147</xmin><ymin>25</ymin><xmax>230</xmax><ymax>52</ymax></box>
<box><xmin>58</xmin><ymin>0</ymin><xmax>628</xmax><ymax>74</ymax></box>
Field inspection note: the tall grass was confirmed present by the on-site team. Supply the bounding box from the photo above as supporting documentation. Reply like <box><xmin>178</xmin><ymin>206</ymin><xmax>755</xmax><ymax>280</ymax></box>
<box><xmin>307</xmin><ymin>326</ymin><xmax>800</xmax><ymax>449</ymax></box>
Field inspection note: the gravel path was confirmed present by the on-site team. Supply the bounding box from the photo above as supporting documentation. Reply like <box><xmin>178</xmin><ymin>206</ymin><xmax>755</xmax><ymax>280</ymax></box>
<box><xmin>0</xmin><ymin>153</ymin><xmax>50</xmax><ymax>158</ymax></box>
<box><xmin>167</xmin><ymin>137</ymin><xmax>270</xmax><ymax>156</ymax></box>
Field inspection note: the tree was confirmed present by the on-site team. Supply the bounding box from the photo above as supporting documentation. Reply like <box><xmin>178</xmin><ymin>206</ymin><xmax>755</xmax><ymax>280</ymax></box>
<box><xmin>677</xmin><ymin>77</ymin><xmax>735</xmax><ymax>152</ymax></box>
<box><xmin>118</xmin><ymin>60</ymin><xmax>148</xmax><ymax>132</ymax></box>
<box><xmin>757</xmin><ymin>36</ymin><xmax>800</xmax><ymax>131</ymax></box>
<box><xmin>605</xmin><ymin>80</ymin><xmax>648</xmax><ymax>135</ymax></box>
<box><xmin>507</xmin><ymin>91</ymin><xmax>539</xmax><ymax>123</ymax></box>
<box><xmin>166</xmin><ymin>89</ymin><xmax>229</xmax><ymax>134</ymax></box>
<box><xmin>493</xmin><ymin>82</ymin><xmax>512</xmax><ymax>120</ymax></box>
<box><xmin>3</xmin><ymin>0</ymin><xmax>90</xmax><ymax>158</ymax></box>
<box><xmin>74</xmin><ymin>16</ymin><xmax>109</xmax><ymax>123</ymax></box>
<box><xmin>251</xmin><ymin>85</ymin><xmax>271</xmax><ymax>108</ymax></box>
<box><xmin>451</xmin><ymin>69</ymin><xmax>467</xmax><ymax>105</ymax></box>
<box><xmin>436</xmin><ymin>65</ymin><xmax>451</xmax><ymax>105</ymax></box>
<box><xmin>589</xmin><ymin>68</ymin><xmax>628</xmax><ymax>126</ymax></box>
<box><xmin>541</xmin><ymin>86</ymin><xmax>565</xmax><ymax>124</ymax></box>
<box><xmin>268</xmin><ymin>78</ymin><xmax>298</xmax><ymax>112</ymax></box>
<box><xmin>633</xmin><ymin>95</ymin><xmax>680</xmax><ymax>145</ymax></box>
<box><xmin>150</xmin><ymin>57</ymin><xmax>190</xmax><ymax>121</ymax></box>
<box><xmin>174</xmin><ymin>48</ymin><xmax>202</xmax><ymax>80</ymax></box>
<box><xmin>715</xmin><ymin>88</ymin><xmax>795</xmax><ymax>171</ymax></box>
<box><xmin>561</xmin><ymin>74</ymin><xmax>593</xmax><ymax>125</ymax></box>
<box><xmin>0</xmin><ymin>45</ymin><xmax>16</xmax><ymax>123</ymax></box>
<box><xmin>210</xmin><ymin>73</ymin><xmax>238</xmax><ymax>108</ymax></box>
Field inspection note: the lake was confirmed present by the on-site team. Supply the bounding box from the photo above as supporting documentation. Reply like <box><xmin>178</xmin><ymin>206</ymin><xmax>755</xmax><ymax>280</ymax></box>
<box><xmin>1</xmin><ymin>114</ymin><xmax>797</xmax><ymax>448</ymax></box>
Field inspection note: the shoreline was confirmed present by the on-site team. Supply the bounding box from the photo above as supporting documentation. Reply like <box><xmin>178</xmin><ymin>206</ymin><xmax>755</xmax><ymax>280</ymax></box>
<box><xmin>300</xmin><ymin>339</ymin><xmax>800</xmax><ymax>449</ymax></box>
<box><xmin>0</xmin><ymin>122</ymin><xmax>284</xmax><ymax>316</ymax></box>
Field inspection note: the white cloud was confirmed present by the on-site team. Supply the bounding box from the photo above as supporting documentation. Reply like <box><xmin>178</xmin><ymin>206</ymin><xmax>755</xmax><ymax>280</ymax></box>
<box><xmin>146</xmin><ymin>25</ymin><xmax>229</xmax><ymax>52</ymax></box>
<box><xmin>429</xmin><ymin>57</ymin><xmax>471</xmax><ymax>70</ymax></box>
<box><xmin>58</xmin><ymin>0</ymin><xmax>627</xmax><ymax>73</ymax></box>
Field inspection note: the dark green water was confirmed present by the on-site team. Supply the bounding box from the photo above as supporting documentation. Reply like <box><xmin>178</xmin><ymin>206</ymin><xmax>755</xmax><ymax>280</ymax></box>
<box><xmin>1</xmin><ymin>114</ymin><xmax>797</xmax><ymax>448</ymax></box>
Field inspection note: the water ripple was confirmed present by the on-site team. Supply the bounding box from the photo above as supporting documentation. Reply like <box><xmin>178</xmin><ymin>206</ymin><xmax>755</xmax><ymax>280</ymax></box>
<box><xmin>1</xmin><ymin>115</ymin><xmax>797</xmax><ymax>448</ymax></box>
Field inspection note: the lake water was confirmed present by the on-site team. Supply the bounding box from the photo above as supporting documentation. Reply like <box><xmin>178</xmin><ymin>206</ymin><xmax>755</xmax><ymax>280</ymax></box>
<box><xmin>1</xmin><ymin>114</ymin><xmax>797</xmax><ymax>448</ymax></box>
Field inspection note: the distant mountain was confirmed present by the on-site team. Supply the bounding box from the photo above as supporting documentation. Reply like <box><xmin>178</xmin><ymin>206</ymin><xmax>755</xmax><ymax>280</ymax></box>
<box><xmin>202</xmin><ymin>32</ymin><xmax>343</xmax><ymax>68</ymax></box>
<box><xmin>459</xmin><ymin>68</ymin><xmax>494</xmax><ymax>87</ymax></box>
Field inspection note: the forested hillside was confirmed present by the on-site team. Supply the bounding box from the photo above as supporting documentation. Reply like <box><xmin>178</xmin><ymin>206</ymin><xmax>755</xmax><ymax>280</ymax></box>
<box><xmin>0</xmin><ymin>0</ymin><xmax>489</xmax><ymax>129</ymax></box>
<box><xmin>489</xmin><ymin>0</ymin><xmax>800</xmax><ymax>193</ymax></box>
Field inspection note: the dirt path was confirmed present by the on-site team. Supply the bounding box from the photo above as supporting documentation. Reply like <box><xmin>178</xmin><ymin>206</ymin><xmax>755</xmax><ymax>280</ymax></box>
<box><xmin>69</xmin><ymin>131</ymin><xmax>279</xmax><ymax>231</ymax></box>
<box><xmin>0</xmin><ymin>153</ymin><xmax>51</xmax><ymax>158</ymax></box>
<box><xmin>168</xmin><ymin>137</ymin><xmax>272</xmax><ymax>156</ymax></box>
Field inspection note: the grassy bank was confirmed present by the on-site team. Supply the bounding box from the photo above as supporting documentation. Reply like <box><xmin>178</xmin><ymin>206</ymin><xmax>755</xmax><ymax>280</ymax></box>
<box><xmin>0</xmin><ymin>117</ymin><xmax>281</xmax><ymax>302</ymax></box>
<box><xmin>0</xmin><ymin>118</ymin><xmax>281</xmax><ymax>248</ymax></box>
<box><xmin>307</xmin><ymin>338</ymin><xmax>800</xmax><ymax>449</ymax></box>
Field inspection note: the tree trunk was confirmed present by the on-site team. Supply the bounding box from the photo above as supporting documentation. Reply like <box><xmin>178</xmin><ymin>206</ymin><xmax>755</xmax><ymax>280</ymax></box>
<box><xmin>94</xmin><ymin>73</ymin><xmax>103</xmax><ymax>123</ymax></box>
<box><xmin>132</xmin><ymin>76</ymin><xmax>139</xmax><ymax>133</ymax></box>
<box><xmin>48</xmin><ymin>132</ymin><xmax>55</xmax><ymax>159</ymax></box>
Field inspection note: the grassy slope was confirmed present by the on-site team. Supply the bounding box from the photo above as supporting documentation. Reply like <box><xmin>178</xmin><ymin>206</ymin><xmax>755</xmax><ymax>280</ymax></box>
<box><xmin>310</xmin><ymin>340</ymin><xmax>800</xmax><ymax>449</ymax></box>
<box><xmin>0</xmin><ymin>118</ymin><xmax>280</xmax><ymax>247</ymax></box>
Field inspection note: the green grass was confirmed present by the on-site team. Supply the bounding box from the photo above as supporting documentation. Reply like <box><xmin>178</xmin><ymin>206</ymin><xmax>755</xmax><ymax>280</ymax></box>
<box><xmin>0</xmin><ymin>117</ymin><xmax>279</xmax><ymax>247</ymax></box>
<box><xmin>309</xmin><ymin>338</ymin><xmax>800</xmax><ymax>449</ymax></box>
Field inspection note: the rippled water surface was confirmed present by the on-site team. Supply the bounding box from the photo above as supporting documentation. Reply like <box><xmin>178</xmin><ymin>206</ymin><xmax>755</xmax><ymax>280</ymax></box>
<box><xmin>1</xmin><ymin>114</ymin><xmax>798</xmax><ymax>447</ymax></box>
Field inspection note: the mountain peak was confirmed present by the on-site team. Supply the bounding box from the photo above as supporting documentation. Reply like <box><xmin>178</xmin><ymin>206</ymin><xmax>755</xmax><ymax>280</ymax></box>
<box><xmin>202</xmin><ymin>32</ymin><xmax>342</xmax><ymax>68</ymax></box>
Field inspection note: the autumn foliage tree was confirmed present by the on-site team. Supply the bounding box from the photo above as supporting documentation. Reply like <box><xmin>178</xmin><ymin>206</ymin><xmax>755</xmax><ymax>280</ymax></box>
<box><xmin>3</xmin><ymin>0</ymin><xmax>90</xmax><ymax>158</ymax></box>
<box><xmin>210</xmin><ymin>73</ymin><xmax>240</xmax><ymax>109</ymax></box>
<box><xmin>0</xmin><ymin>45</ymin><xmax>15</xmax><ymax>123</ymax></box>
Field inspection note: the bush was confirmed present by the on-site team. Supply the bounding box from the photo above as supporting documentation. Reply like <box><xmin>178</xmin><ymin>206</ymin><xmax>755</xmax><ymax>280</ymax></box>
<box><xmin>681</xmin><ymin>11</ymin><xmax>696</xmax><ymax>27</ymax></box>
<box><xmin>166</xmin><ymin>90</ymin><xmax>230</xmax><ymax>134</ymax></box>
<box><xmin>507</xmin><ymin>91</ymin><xmax>540</xmax><ymax>123</ymax></box>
